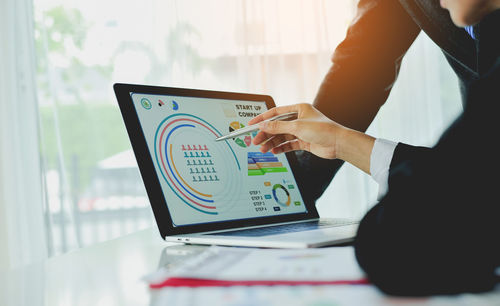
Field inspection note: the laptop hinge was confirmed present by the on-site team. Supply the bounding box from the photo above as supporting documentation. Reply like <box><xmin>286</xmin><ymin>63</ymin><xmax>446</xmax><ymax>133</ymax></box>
<box><xmin>175</xmin><ymin>218</ymin><xmax>321</xmax><ymax>236</ymax></box>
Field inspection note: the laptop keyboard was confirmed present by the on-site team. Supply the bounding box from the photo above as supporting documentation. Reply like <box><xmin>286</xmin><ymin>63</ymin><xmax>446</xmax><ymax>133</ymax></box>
<box><xmin>211</xmin><ymin>219</ymin><xmax>358</xmax><ymax>237</ymax></box>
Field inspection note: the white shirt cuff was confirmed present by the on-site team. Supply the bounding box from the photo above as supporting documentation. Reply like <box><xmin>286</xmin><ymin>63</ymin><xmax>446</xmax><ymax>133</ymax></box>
<box><xmin>370</xmin><ymin>138</ymin><xmax>398</xmax><ymax>200</ymax></box>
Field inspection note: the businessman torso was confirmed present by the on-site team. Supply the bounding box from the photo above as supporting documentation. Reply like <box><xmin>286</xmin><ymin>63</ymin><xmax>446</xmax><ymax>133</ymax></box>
<box><xmin>300</xmin><ymin>0</ymin><xmax>492</xmax><ymax>202</ymax></box>
<box><xmin>303</xmin><ymin>1</ymin><xmax>500</xmax><ymax>295</ymax></box>
<box><xmin>350</xmin><ymin>4</ymin><xmax>500</xmax><ymax>295</ymax></box>
<box><xmin>354</xmin><ymin>12</ymin><xmax>500</xmax><ymax>294</ymax></box>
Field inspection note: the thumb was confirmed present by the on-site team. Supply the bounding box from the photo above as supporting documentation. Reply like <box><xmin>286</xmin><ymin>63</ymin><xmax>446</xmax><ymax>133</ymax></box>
<box><xmin>259</xmin><ymin>120</ymin><xmax>298</xmax><ymax>136</ymax></box>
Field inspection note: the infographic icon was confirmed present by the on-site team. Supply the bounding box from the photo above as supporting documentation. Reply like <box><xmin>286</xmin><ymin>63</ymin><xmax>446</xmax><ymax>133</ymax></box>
<box><xmin>141</xmin><ymin>98</ymin><xmax>152</xmax><ymax>110</ymax></box>
<box><xmin>154</xmin><ymin>113</ymin><xmax>242</xmax><ymax>214</ymax></box>
<box><xmin>172</xmin><ymin>100</ymin><xmax>179</xmax><ymax>111</ymax></box>
<box><xmin>228</xmin><ymin>121</ymin><xmax>254</xmax><ymax>148</ymax></box>
<box><xmin>272</xmin><ymin>184</ymin><xmax>291</xmax><ymax>207</ymax></box>
<box><xmin>247</xmin><ymin>152</ymin><xmax>288</xmax><ymax>176</ymax></box>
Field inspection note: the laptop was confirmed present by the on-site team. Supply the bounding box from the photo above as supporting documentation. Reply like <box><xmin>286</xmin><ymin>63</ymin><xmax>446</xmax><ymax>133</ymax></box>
<box><xmin>114</xmin><ymin>83</ymin><xmax>359</xmax><ymax>248</ymax></box>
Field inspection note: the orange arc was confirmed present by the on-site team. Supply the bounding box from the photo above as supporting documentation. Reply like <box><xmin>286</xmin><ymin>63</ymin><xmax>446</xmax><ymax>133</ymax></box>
<box><xmin>170</xmin><ymin>144</ymin><xmax>212</xmax><ymax>198</ymax></box>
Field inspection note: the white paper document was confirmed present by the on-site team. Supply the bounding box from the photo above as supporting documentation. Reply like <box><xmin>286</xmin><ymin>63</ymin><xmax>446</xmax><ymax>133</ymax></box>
<box><xmin>146</xmin><ymin>246</ymin><xmax>500</xmax><ymax>306</ymax></box>
<box><xmin>150</xmin><ymin>285</ymin><xmax>500</xmax><ymax>306</ymax></box>
<box><xmin>145</xmin><ymin>246</ymin><xmax>364</xmax><ymax>282</ymax></box>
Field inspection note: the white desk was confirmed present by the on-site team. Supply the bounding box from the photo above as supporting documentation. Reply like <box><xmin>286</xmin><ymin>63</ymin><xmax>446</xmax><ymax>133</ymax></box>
<box><xmin>1</xmin><ymin>228</ymin><xmax>499</xmax><ymax>306</ymax></box>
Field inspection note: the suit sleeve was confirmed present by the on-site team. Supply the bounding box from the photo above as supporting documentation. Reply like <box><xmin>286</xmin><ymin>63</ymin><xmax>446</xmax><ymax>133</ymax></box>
<box><xmin>354</xmin><ymin>67</ymin><xmax>500</xmax><ymax>296</ymax></box>
<box><xmin>296</xmin><ymin>0</ymin><xmax>421</xmax><ymax>202</ymax></box>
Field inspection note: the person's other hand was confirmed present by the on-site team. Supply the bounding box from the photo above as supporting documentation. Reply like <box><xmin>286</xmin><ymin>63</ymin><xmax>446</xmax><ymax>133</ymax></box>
<box><xmin>248</xmin><ymin>103</ymin><xmax>345</xmax><ymax>159</ymax></box>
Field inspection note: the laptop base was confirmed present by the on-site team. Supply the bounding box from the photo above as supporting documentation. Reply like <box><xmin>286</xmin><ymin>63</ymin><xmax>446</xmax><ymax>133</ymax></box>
<box><xmin>165</xmin><ymin>218</ymin><xmax>359</xmax><ymax>248</ymax></box>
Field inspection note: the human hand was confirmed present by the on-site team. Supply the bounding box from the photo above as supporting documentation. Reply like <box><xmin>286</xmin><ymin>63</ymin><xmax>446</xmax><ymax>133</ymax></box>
<box><xmin>248</xmin><ymin>103</ymin><xmax>345</xmax><ymax>160</ymax></box>
<box><xmin>249</xmin><ymin>103</ymin><xmax>375</xmax><ymax>174</ymax></box>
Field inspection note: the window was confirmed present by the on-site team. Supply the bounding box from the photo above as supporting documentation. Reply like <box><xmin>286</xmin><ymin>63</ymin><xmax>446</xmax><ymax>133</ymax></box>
<box><xmin>34</xmin><ymin>0</ymin><xmax>461</xmax><ymax>256</ymax></box>
<box><xmin>34</xmin><ymin>0</ymin><xmax>358</xmax><ymax>255</ymax></box>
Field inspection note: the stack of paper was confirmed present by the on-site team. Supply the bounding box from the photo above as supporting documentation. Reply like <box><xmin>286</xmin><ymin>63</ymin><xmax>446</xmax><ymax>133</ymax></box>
<box><xmin>144</xmin><ymin>246</ymin><xmax>367</xmax><ymax>288</ymax></box>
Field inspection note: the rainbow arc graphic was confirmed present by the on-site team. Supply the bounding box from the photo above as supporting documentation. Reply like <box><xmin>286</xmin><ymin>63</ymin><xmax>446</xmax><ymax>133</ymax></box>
<box><xmin>154</xmin><ymin>114</ymin><xmax>240</xmax><ymax>215</ymax></box>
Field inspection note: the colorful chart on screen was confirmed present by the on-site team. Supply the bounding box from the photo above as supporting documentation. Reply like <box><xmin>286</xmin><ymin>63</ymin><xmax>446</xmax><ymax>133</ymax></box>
<box><xmin>247</xmin><ymin>152</ymin><xmax>288</xmax><ymax>176</ymax></box>
<box><xmin>228</xmin><ymin>121</ymin><xmax>257</xmax><ymax>148</ymax></box>
<box><xmin>154</xmin><ymin>113</ymin><xmax>243</xmax><ymax>215</ymax></box>
<box><xmin>272</xmin><ymin>184</ymin><xmax>291</xmax><ymax>207</ymax></box>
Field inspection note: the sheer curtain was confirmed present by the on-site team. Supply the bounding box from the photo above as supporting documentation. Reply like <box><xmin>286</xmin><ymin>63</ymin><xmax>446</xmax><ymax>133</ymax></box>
<box><xmin>27</xmin><ymin>0</ymin><xmax>463</xmax><ymax>256</ymax></box>
<box><xmin>0</xmin><ymin>0</ymin><xmax>48</xmax><ymax>269</ymax></box>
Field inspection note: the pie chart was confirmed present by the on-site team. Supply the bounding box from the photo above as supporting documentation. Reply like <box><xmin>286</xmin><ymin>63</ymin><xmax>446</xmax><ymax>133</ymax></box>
<box><xmin>272</xmin><ymin>184</ymin><xmax>291</xmax><ymax>207</ymax></box>
<box><xmin>229</xmin><ymin>121</ymin><xmax>254</xmax><ymax>148</ymax></box>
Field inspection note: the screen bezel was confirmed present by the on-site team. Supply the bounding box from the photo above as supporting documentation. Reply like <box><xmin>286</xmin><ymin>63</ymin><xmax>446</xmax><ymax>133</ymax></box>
<box><xmin>113</xmin><ymin>83</ymin><xmax>319</xmax><ymax>238</ymax></box>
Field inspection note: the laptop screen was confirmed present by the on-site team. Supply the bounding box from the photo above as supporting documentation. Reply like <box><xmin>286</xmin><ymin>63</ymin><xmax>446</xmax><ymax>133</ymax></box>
<box><xmin>130</xmin><ymin>92</ymin><xmax>308</xmax><ymax>227</ymax></box>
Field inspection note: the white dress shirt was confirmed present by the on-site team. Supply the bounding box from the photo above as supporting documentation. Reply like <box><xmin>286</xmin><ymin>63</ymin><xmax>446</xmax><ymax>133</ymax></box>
<box><xmin>370</xmin><ymin>138</ymin><xmax>398</xmax><ymax>200</ymax></box>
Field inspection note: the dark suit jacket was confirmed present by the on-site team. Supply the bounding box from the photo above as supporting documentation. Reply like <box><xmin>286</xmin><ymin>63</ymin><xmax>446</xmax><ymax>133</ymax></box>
<box><xmin>300</xmin><ymin>0</ymin><xmax>500</xmax><ymax>296</ymax></box>
<box><xmin>298</xmin><ymin>0</ymin><xmax>480</xmax><ymax>200</ymax></box>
